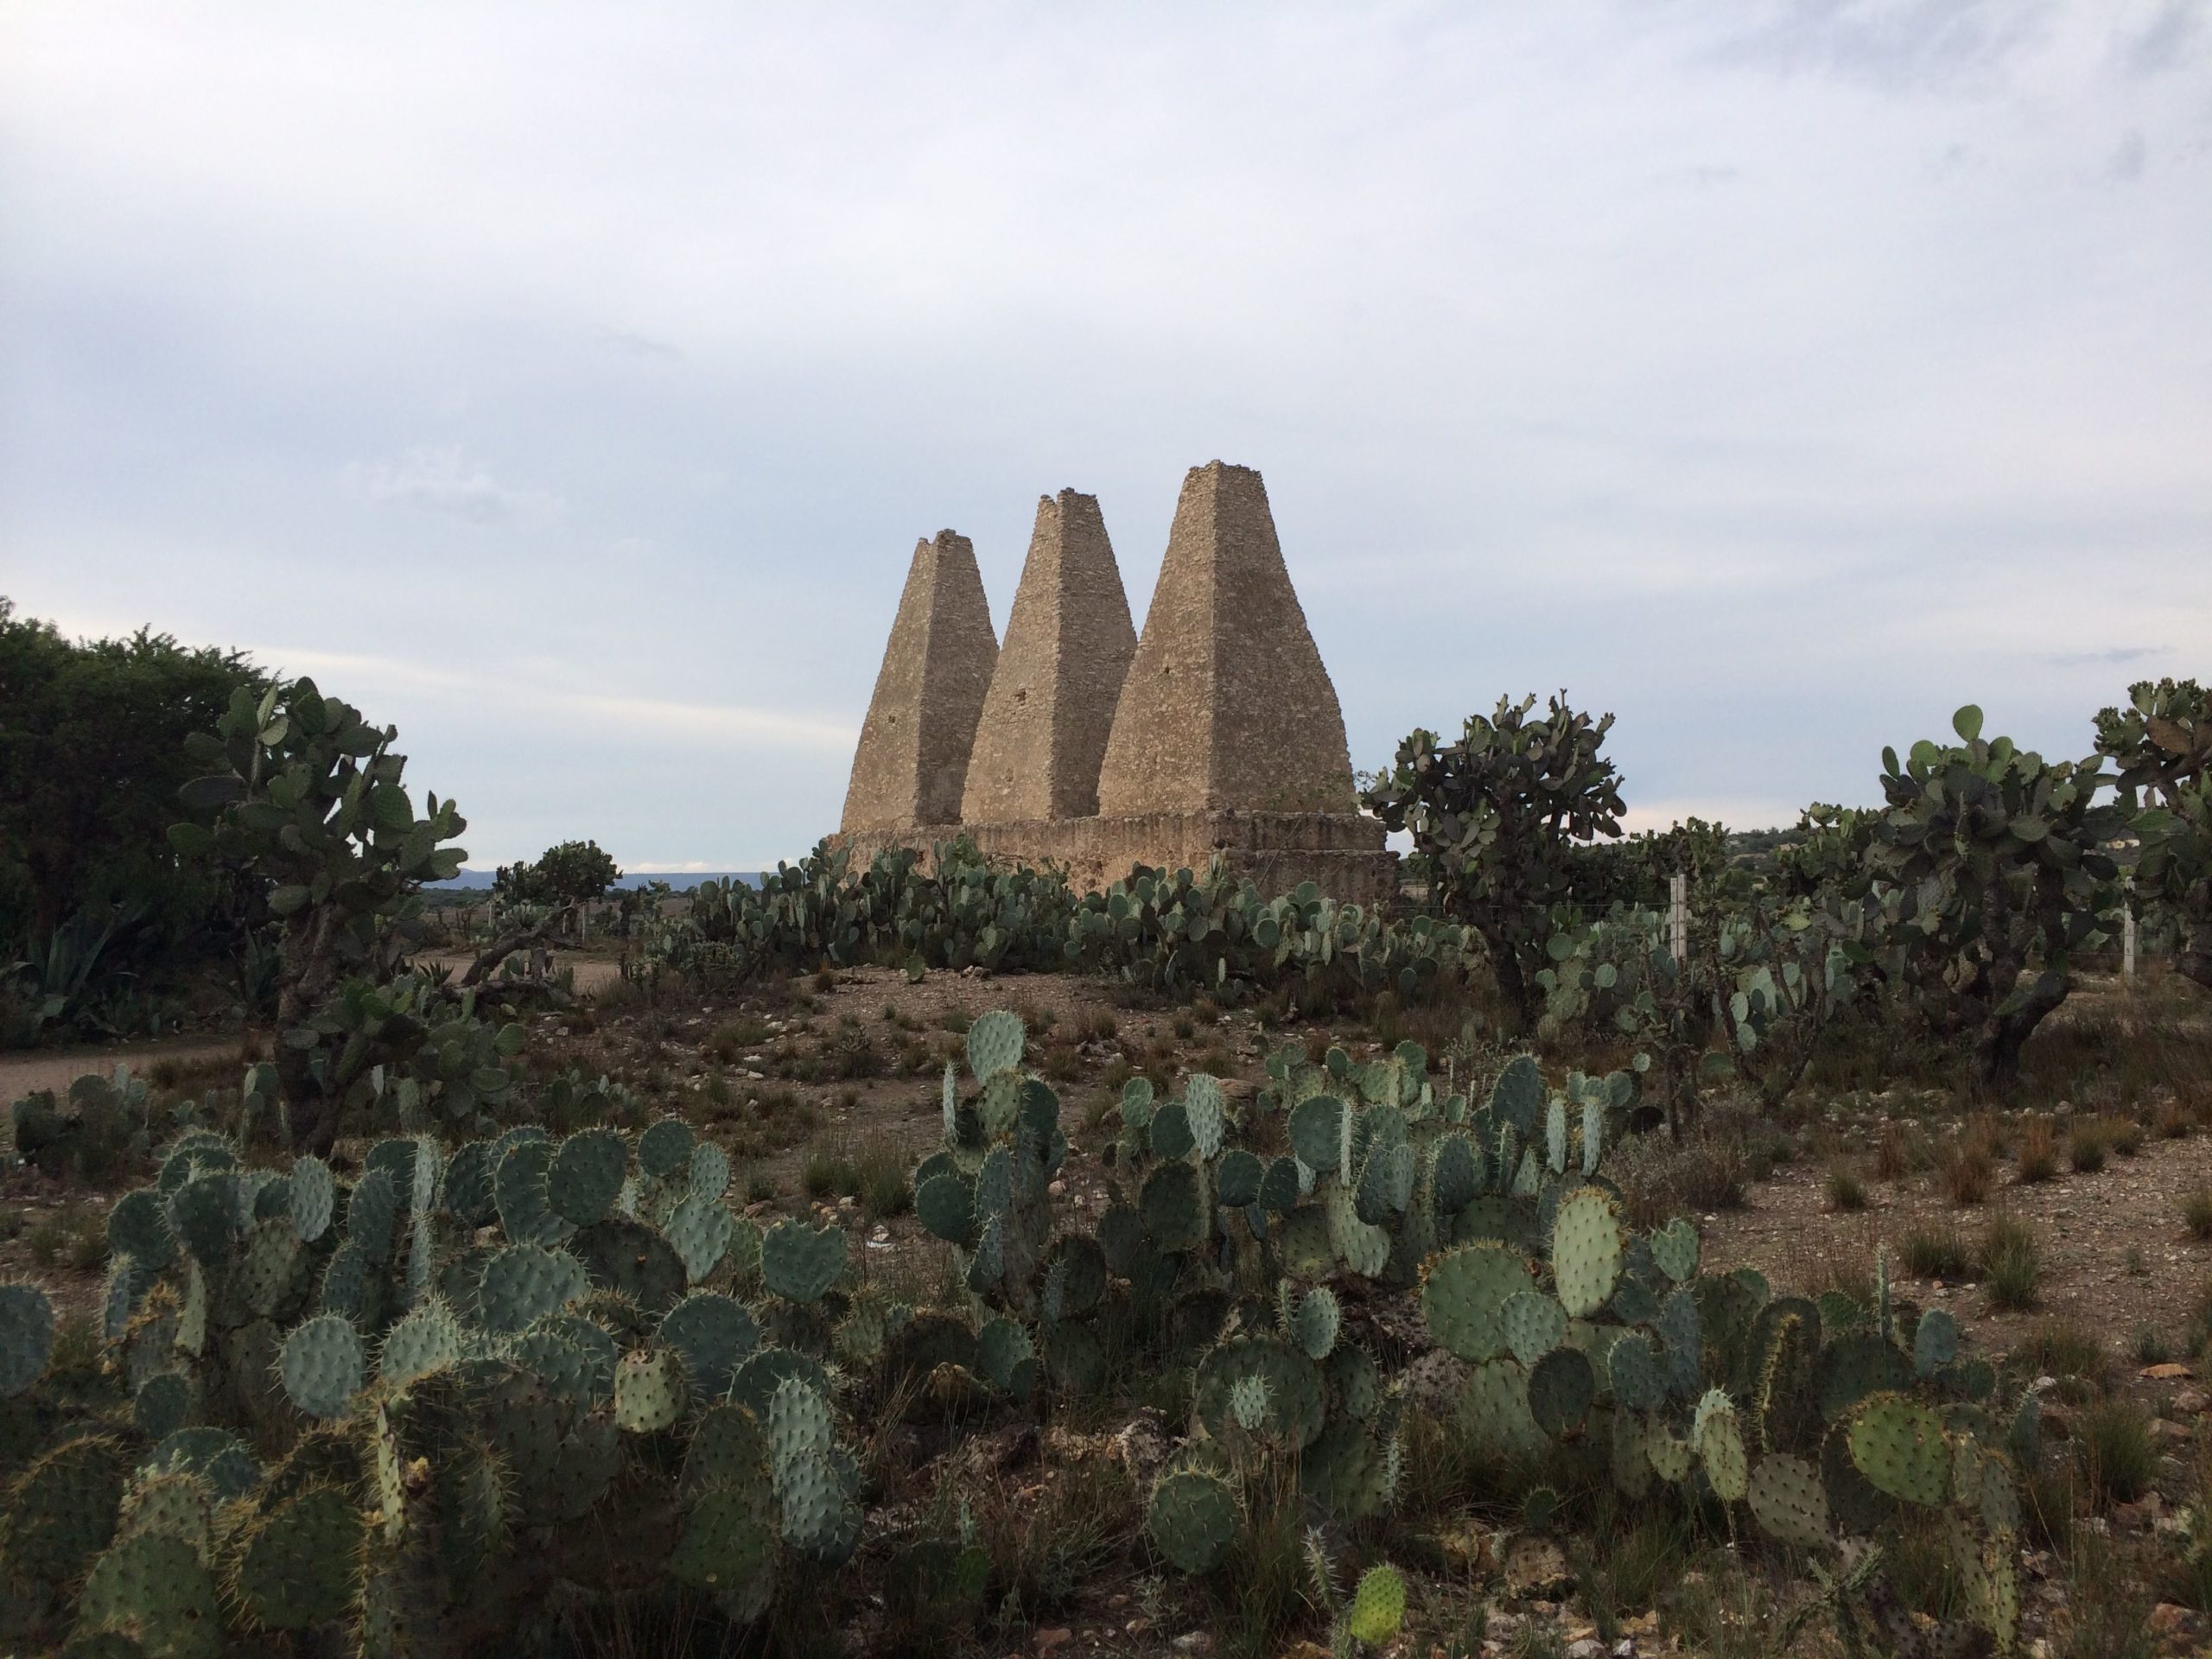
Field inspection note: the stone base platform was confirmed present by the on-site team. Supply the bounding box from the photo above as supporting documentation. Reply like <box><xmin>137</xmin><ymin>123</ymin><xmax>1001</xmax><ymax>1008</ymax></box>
<box><xmin>835</xmin><ymin>810</ymin><xmax>1399</xmax><ymax>906</ymax></box>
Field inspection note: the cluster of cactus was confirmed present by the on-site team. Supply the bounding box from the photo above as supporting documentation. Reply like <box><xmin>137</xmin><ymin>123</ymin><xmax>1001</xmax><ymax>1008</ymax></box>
<box><xmin>0</xmin><ymin>1103</ymin><xmax>891</xmax><ymax>1652</ymax></box>
<box><xmin>8</xmin><ymin>1064</ymin><xmax>192</xmax><ymax>1182</ymax></box>
<box><xmin>642</xmin><ymin>842</ymin><xmax>1472</xmax><ymax>1016</ymax></box>
<box><xmin>2096</xmin><ymin>677</ymin><xmax>2212</xmax><ymax>994</ymax></box>
<box><xmin>1420</xmin><ymin>1132</ymin><xmax>2027</xmax><ymax>1654</ymax></box>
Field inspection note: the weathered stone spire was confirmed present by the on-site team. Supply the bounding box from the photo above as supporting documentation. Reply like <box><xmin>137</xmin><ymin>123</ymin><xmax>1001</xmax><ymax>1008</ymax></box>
<box><xmin>1096</xmin><ymin>461</ymin><xmax>1355</xmax><ymax>816</ymax></box>
<box><xmin>839</xmin><ymin>531</ymin><xmax>998</xmax><ymax>833</ymax></box>
<box><xmin>961</xmin><ymin>490</ymin><xmax>1137</xmax><ymax>823</ymax></box>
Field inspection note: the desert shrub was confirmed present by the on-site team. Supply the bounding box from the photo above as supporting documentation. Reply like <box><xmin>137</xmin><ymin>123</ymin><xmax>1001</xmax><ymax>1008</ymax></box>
<box><xmin>2014</xmin><ymin>1118</ymin><xmax>2059</xmax><ymax>1184</ymax></box>
<box><xmin>1898</xmin><ymin>1223</ymin><xmax>1974</xmax><ymax>1282</ymax></box>
<box><xmin>2186</xmin><ymin>1190</ymin><xmax>2212</xmax><ymax>1241</ymax></box>
<box><xmin>1980</xmin><ymin>1213</ymin><xmax>2041</xmax><ymax>1311</ymax></box>
<box><xmin>2069</xmin><ymin>1123</ymin><xmax>2107</xmax><ymax>1173</ymax></box>
<box><xmin>2077</xmin><ymin>1398</ymin><xmax>2157</xmax><ymax>1509</ymax></box>
<box><xmin>1826</xmin><ymin>1165</ymin><xmax>1867</xmax><ymax>1212</ymax></box>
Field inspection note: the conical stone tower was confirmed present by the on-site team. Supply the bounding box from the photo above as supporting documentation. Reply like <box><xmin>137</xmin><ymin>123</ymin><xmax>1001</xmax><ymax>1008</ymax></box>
<box><xmin>839</xmin><ymin>531</ymin><xmax>998</xmax><ymax>834</ymax></box>
<box><xmin>1097</xmin><ymin>461</ymin><xmax>1357</xmax><ymax>816</ymax></box>
<box><xmin>961</xmin><ymin>490</ymin><xmax>1137</xmax><ymax>823</ymax></box>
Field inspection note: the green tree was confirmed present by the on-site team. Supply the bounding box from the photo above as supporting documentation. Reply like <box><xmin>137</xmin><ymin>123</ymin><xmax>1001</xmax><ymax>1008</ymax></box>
<box><xmin>170</xmin><ymin>677</ymin><xmax>531</xmax><ymax>1153</ymax></box>
<box><xmin>1361</xmin><ymin>693</ymin><xmax>1626</xmax><ymax>1024</ymax></box>
<box><xmin>1865</xmin><ymin>705</ymin><xmax>2122</xmax><ymax>1091</ymax></box>
<box><xmin>2095</xmin><ymin>677</ymin><xmax>2211</xmax><ymax>993</ymax></box>
<box><xmin>0</xmin><ymin>600</ymin><xmax>265</xmax><ymax>1033</ymax></box>
<box><xmin>494</xmin><ymin>839</ymin><xmax>622</xmax><ymax>911</ymax></box>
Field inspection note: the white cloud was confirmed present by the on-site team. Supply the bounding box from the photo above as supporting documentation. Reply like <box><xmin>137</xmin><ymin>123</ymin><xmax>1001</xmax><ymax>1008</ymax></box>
<box><xmin>349</xmin><ymin>446</ymin><xmax>563</xmax><ymax>527</ymax></box>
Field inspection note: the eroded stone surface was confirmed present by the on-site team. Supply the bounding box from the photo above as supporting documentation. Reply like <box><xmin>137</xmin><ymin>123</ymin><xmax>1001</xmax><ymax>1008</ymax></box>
<box><xmin>839</xmin><ymin>531</ymin><xmax>997</xmax><ymax>833</ymax></box>
<box><xmin>961</xmin><ymin>490</ymin><xmax>1136</xmax><ymax>823</ymax></box>
<box><xmin>1096</xmin><ymin>461</ymin><xmax>1357</xmax><ymax>816</ymax></box>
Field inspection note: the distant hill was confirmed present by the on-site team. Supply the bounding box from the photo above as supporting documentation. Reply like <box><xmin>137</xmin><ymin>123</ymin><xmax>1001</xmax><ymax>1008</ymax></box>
<box><xmin>428</xmin><ymin>870</ymin><xmax>766</xmax><ymax>893</ymax></box>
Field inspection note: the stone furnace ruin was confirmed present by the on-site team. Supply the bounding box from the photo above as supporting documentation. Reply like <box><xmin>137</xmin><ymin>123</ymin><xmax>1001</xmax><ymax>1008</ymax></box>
<box><xmin>836</xmin><ymin>461</ymin><xmax>1395</xmax><ymax>903</ymax></box>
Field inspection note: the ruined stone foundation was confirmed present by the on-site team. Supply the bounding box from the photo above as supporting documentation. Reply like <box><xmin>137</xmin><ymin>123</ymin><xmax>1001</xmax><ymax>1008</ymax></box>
<box><xmin>836</xmin><ymin>464</ymin><xmax>1395</xmax><ymax>906</ymax></box>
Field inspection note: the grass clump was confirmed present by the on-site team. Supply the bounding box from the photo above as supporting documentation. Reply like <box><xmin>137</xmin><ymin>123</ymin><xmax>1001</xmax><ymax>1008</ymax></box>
<box><xmin>1939</xmin><ymin>1138</ymin><xmax>1994</xmax><ymax>1205</ymax></box>
<box><xmin>1980</xmin><ymin>1213</ymin><xmax>2041</xmax><ymax>1312</ymax></box>
<box><xmin>1826</xmin><ymin>1164</ymin><xmax>1867</xmax><ymax>1212</ymax></box>
<box><xmin>2013</xmin><ymin>1118</ymin><xmax>2059</xmax><ymax>1184</ymax></box>
<box><xmin>1898</xmin><ymin>1222</ymin><xmax>1973</xmax><ymax>1282</ymax></box>
<box><xmin>2068</xmin><ymin>1122</ymin><xmax>2107</xmax><ymax>1174</ymax></box>
<box><xmin>2076</xmin><ymin>1397</ymin><xmax>2156</xmax><ymax>1510</ymax></box>
<box><xmin>2186</xmin><ymin>1189</ymin><xmax>2212</xmax><ymax>1241</ymax></box>
<box><xmin>26</xmin><ymin>1205</ymin><xmax>108</xmax><ymax>1272</ymax></box>
<box><xmin>2015</xmin><ymin>1319</ymin><xmax>2107</xmax><ymax>1384</ymax></box>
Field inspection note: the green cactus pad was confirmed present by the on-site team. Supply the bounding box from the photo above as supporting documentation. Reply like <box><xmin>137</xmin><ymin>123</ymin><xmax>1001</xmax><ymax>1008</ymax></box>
<box><xmin>1501</xmin><ymin>1290</ymin><xmax>1569</xmax><ymax>1367</ymax></box>
<box><xmin>978</xmin><ymin>1316</ymin><xmax>1039</xmax><ymax>1399</ymax></box>
<box><xmin>1912</xmin><ymin>1307</ymin><xmax>1959</xmax><ymax>1376</ymax></box>
<box><xmin>1648</xmin><ymin>1217</ymin><xmax>1700</xmax><ymax>1283</ymax></box>
<box><xmin>1528</xmin><ymin>1345</ymin><xmax>1598</xmax><ymax>1437</ymax></box>
<box><xmin>665</xmin><ymin>1194</ymin><xmax>736</xmax><ymax>1284</ymax></box>
<box><xmin>230</xmin><ymin>1484</ymin><xmax>361</xmax><ymax>1629</ymax></box>
<box><xmin>507</xmin><ymin>1329</ymin><xmax>601</xmax><ymax>1413</ymax></box>
<box><xmin>659</xmin><ymin>1291</ymin><xmax>760</xmax><ymax>1396</ymax></box>
<box><xmin>475</xmin><ymin>1243</ymin><xmax>588</xmax><ymax>1335</ymax></box>
<box><xmin>1355</xmin><ymin>1141</ymin><xmax>1415</xmax><ymax>1224</ymax></box>
<box><xmin>1817</xmin><ymin>1332</ymin><xmax>1913</xmax><ymax>1423</ymax></box>
<box><xmin>1288</xmin><ymin>1095</ymin><xmax>1345</xmax><ymax>1173</ymax></box>
<box><xmin>1607</xmin><ymin>1332</ymin><xmax>1667</xmax><ymax>1413</ymax></box>
<box><xmin>915</xmin><ymin>1170</ymin><xmax>976</xmax><ymax>1245</ymax></box>
<box><xmin>761</xmin><ymin>1218</ymin><xmax>848</xmax><ymax>1303</ymax></box>
<box><xmin>1039</xmin><ymin>1234</ymin><xmax>1109</xmax><ymax>1319</ymax></box>
<box><xmin>1694</xmin><ymin>1389</ymin><xmax>1749</xmax><ymax>1502</ymax></box>
<box><xmin>378</xmin><ymin>1300</ymin><xmax>461</xmax><ymax>1389</ymax></box>
<box><xmin>548</xmin><ymin>1128</ymin><xmax>628</xmax><ymax>1227</ymax></box>
<box><xmin>680</xmin><ymin>1399</ymin><xmax>772</xmax><ymax>1496</ymax></box>
<box><xmin>573</xmin><ymin>1218</ymin><xmax>689</xmax><ymax>1314</ymax></box>
<box><xmin>1433</xmin><ymin>1132</ymin><xmax>1482</xmax><ymax>1213</ymax></box>
<box><xmin>78</xmin><ymin>1529</ymin><xmax>220</xmax><ymax>1659</ymax></box>
<box><xmin>145</xmin><ymin>1427</ymin><xmax>258</xmax><ymax>1501</ymax></box>
<box><xmin>0</xmin><ymin>1279</ymin><xmax>56</xmax><ymax>1397</ymax></box>
<box><xmin>639</xmin><ymin>1116</ymin><xmax>696</xmax><ymax>1180</ymax></box>
<box><xmin>1259</xmin><ymin>1156</ymin><xmax>1303</xmax><ymax>1213</ymax></box>
<box><xmin>1420</xmin><ymin>1242</ymin><xmax>1535</xmax><ymax>1362</ymax></box>
<box><xmin>278</xmin><ymin>1315</ymin><xmax>365</xmax><ymax>1419</ymax></box>
<box><xmin>115</xmin><ymin>1468</ymin><xmax>214</xmax><ymax>1563</ymax></box>
<box><xmin>1032</xmin><ymin>1315</ymin><xmax>1100</xmax><ymax>1394</ymax></box>
<box><xmin>346</xmin><ymin>1165</ymin><xmax>401</xmax><ymax>1263</ymax></box>
<box><xmin>1149</xmin><ymin>1102</ymin><xmax>1196</xmax><ymax>1160</ymax></box>
<box><xmin>5</xmin><ymin>1433</ymin><xmax>126</xmax><ymax>1583</ymax></box>
<box><xmin>493</xmin><ymin>1138</ymin><xmax>564</xmax><ymax>1248</ymax></box>
<box><xmin>965</xmin><ymin>1009</ymin><xmax>1026</xmax><ymax>1081</ymax></box>
<box><xmin>1289</xmin><ymin>1287</ymin><xmax>1341</xmax><ymax>1361</ymax></box>
<box><xmin>1656</xmin><ymin>1288</ymin><xmax>1702</xmax><ymax>1399</ymax></box>
<box><xmin>1195</xmin><ymin>1334</ymin><xmax>1325</xmax><ymax>1450</ymax></box>
<box><xmin>166</xmin><ymin>1172</ymin><xmax>237</xmax><ymax>1266</ymax></box>
<box><xmin>107</xmin><ymin>1190</ymin><xmax>175</xmax><ymax>1273</ymax></box>
<box><xmin>1119</xmin><ymin>1076</ymin><xmax>1156</xmax><ymax>1130</ymax></box>
<box><xmin>613</xmin><ymin>1347</ymin><xmax>687</xmax><ymax>1433</ymax></box>
<box><xmin>318</xmin><ymin>1239</ymin><xmax>367</xmax><ymax>1320</ymax></box>
<box><xmin>1326</xmin><ymin>1179</ymin><xmax>1390</xmax><ymax>1279</ymax></box>
<box><xmin>236</xmin><ymin>1217</ymin><xmax>302</xmax><ymax>1320</ymax></box>
<box><xmin>1325</xmin><ymin>1341</ymin><xmax>1382</xmax><ymax>1421</ymax></box>
<box><xmin>1646</xmin><ymin>1418</ymin><xmax>1694</xmax><ymax>1484</ymax></box>
<box><xmin>1611</xmin><ymin>1403</ymin><xmax>1655</xmax><ymax>1498</ymax></box>
<box><xmin>730</xmin><ymin>1346</ymin><xmax>831</xmax><ymax>1416</ymax></box>
<box><xmin>1550</xmin><ymin>1187</ymin><xmax>1625</xmax><ymax>1318</ymax></box>
<box><xmin>1490</xmin><ymin>1054</ymin><xmax>1543</xmax><ymax>1134</ymax></box>
<box><xmin>1747</xmin><ymin>1452</ymin><xmax>1830</xmax><ymax>1548</ymax></box>
<box><xmin>1140</xmin><ymin>1160</ymin><xmax>1205</xmax><ymax>1252</ymax></box>
<box><xmin>1183</xmin><ymin>1075</ymin><xmax>1225</xmax><ymax>1157</ymax></box>
<box><xmin>1455</xmin><ymin>1358</ymin><xmax>1548</xmax><ymax>1466</ymax></box>
<box><xmin>689</xmin><ymin>1140</ymin><xmax>732</xmax><ymax>1203</ymax></box>
<box><xmin>1147</xmin><ymin>1466</ymin><xmax>1240</xmax><ymax>1574</ymax></box>
<box><xmin>671</xmin><ymin>1484</ymin><xmax>779</xmax><ymax>1617</ymax></box>
<box><xmin>287</xmin><ymin>1155</ymin><xmax>334</xmax><ymax>1243</ymax></box>
<box><xmin>1347</xmin><ymin>1564</ymin><xmax>1408</xmax><ymax>1645</ymax></box>
<box><xmin>1847</xmin><ymin>1392</ymin><xmax>1948</xmax><ymax>1507</ymax></box>
<box><xmin>443</xmin><ymin>1138</ymin><xmax>499</xmax><ymax>1226</ymax></box>
<box><xmin>130</xmin><ymin>1370</ymin><xmax>193</xmax><ymax>1442</ymax></box>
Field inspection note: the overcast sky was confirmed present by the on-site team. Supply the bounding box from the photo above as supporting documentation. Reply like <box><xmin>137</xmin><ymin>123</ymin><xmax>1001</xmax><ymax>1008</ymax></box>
<box><xmin>3</xmin><ymin>2</ymin><xmax>2208</xmax><ymax>870</ymax></box>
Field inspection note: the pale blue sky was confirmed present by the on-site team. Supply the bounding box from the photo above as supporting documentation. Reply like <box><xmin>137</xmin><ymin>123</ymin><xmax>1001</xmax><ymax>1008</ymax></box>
<box><xmin>4</xmin><ymin>2</ymin><xmax>2207</xmax><ymax>869</ymax></box>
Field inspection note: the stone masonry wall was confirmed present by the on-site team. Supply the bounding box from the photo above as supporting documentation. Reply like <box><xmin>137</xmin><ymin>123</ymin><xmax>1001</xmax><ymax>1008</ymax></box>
<box><xmin>838</xmin><ymin>531</ymin><xmax>998</xmax><ymax>834</ymax></box>
<box><xmin>836</xmin><ymin>464</ymin><xmax>1395</xmax><ymax>905</ymax></box>
<box><xmin>960</xmin><ymin>490</ymin><xmax>1136</xmax><ymax>823</ymax></box>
